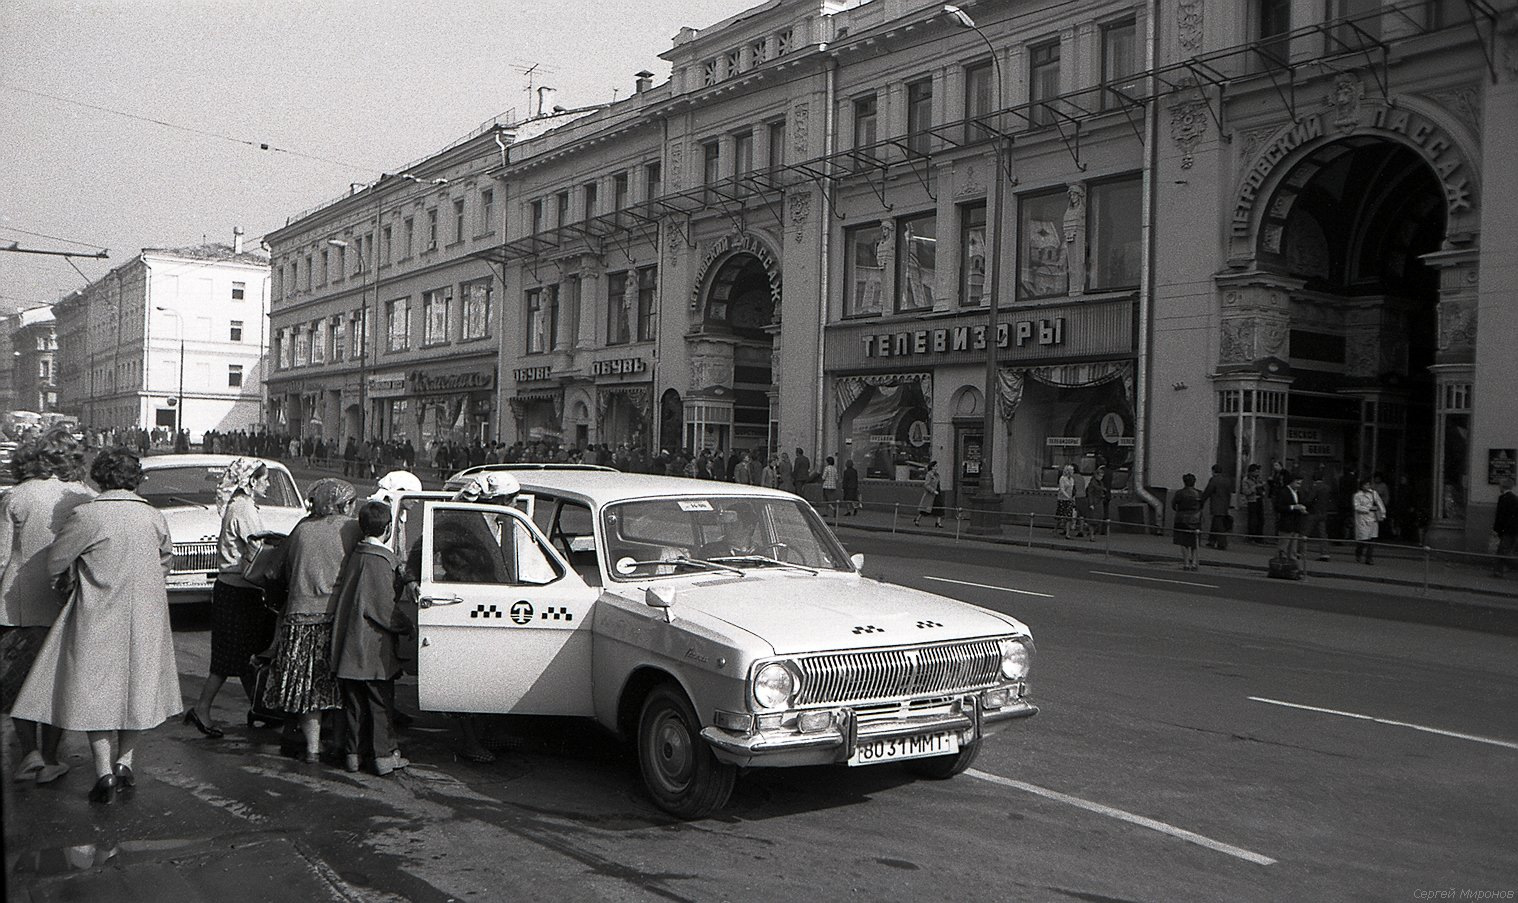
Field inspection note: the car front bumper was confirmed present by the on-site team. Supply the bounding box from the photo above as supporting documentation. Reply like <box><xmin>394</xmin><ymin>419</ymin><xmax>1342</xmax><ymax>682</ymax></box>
<box><xmin>699</xmin><ymin>693</ymin><xmax>1037</xmax><ymax>768</ymax></box>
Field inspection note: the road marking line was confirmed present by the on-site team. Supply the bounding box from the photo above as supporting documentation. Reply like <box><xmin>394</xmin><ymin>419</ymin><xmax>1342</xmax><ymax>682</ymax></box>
<box><xmin>1089</xmin><ymin>569</ymin><xmax>1220</xmax><ymax>589</ymax></box>
<box><xmin>965</xmin><ymin>768</ymin><xmax>1276</xmax><ymax>866</ymax></box>
<box><xmin>922</xmin><ymin>576</ymin><xmax>1054</xmax><ymax>598</ymax></box>
<box><xmin>1248</xmin><ymin>696</ymin><xmax>1518</xmax><ymax>751</ymax></box>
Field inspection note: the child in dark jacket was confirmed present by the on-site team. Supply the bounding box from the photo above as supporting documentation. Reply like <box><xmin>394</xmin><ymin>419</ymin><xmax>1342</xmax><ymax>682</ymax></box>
<box><xmin>329</xmin><ymin>500</ymin><xmax>413</xmax><ymax>775</ymax></box>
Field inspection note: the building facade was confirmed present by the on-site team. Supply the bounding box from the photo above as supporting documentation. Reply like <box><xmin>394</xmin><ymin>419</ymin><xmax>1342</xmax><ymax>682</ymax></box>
<box><xmin>9</xmin><ymin>307</ymin><xmax>58</xmax><ymax>414</ymax></box>
<box><xmin>53</xmin><ymin>234</ymin><xmax>271</xmax><ymax>439</ymax></box>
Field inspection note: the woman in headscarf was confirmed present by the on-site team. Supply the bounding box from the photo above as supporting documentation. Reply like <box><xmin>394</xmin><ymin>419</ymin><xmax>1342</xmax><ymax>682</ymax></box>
<box><xmin>0</xmin><ymin>429</ymin><xmax>95</xmax><ymax>784</ymax></box>
<box><xmin>12</xmin><ymin>447</ymin><xmax>179</xmax><ymax>804</ymax></box>
<box><xmin>185</xmin><ymin>458</ymin><xmax>274</xmax><ymax>738</ymax></box>
<box><xmin>263</xmin><ymin>478</ymin><xmax>359</xmax><ymax>764</ymax></box>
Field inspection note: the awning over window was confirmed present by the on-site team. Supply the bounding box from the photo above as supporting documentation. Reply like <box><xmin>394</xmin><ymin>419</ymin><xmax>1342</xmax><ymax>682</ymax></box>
<box><xmin>996</xmin><ymin>361</ymin><xmax>1133</xmax><ymax>419</ymax></box>
<box><xmin>834</xmin><ymin>372</ymin><xmax>930</xmax><ymax>422</ymax></box>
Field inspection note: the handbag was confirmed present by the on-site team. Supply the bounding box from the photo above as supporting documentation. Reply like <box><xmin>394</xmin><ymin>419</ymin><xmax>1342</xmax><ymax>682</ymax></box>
<box><xmin>241</xmin><ymin>531</ymin><xmax>288</xmax><ymax>587</ymax></box>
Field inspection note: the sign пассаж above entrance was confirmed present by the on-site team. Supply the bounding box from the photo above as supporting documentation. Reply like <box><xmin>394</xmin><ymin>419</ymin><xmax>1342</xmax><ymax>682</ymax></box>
<box><xmin>690</xmin><ymin>231</ymin><xmax>782</xmax><ymax>311</ymax></box>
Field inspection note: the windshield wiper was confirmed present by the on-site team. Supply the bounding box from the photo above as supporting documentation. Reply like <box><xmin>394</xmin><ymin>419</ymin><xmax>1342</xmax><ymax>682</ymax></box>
<box><xmin>168</xmin><ymin>495</ymin><xmax>209</xmax><ymax>509</ymax></box>
<box><xmin>615</xmin><ymin>556</ymin><xmax>747</xmax><ymax>578</ymax></box>
<box><xmin>707</xmin><ymin>555</ymin><xmax>818</xmax><ymax>575</ymax></box>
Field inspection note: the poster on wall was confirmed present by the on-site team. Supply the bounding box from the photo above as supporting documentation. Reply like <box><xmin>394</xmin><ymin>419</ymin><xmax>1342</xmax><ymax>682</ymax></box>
<box><xmin>1489</xmin><ymin>448</ymin><xmax>1517</xmax><ymax>485</ymax></box>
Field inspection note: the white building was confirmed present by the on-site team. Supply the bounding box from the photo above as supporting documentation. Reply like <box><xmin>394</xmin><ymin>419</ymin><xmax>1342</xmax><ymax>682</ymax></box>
<box><xmin>54</xmin><ymin>230</ymin><xmax>271</xmax><ymax>439</ymax></box>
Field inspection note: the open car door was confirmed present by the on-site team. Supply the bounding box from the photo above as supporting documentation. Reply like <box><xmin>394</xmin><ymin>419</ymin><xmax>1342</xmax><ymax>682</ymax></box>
<box><xmin>414</xmin><ymin>501</ymin><xmax>598</xmax><ymax>716</ymax></box>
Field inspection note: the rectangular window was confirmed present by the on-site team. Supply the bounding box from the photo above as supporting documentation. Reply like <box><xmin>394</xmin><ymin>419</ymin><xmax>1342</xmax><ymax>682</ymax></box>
<box><xmin>304</xmin><ymin>256</ymin><xmax>312</xmax><ymax>290</ymax></box>
<box><xmin>352</xmin><ymin>308</ymin><xmax>366</xmax><ymax>359</ymax></box>
<box><xmin>959</xmin><ymin>202</ymin><xmax>988</xmax><ymax>307</ymax></box>
<box><xmin>426</xmin><ymin>209</ymin><xmax>438</xmax><ymax>249</ymax></box>
<box><xmin>1102</xmin><ymin>19</ymin><xmax>1140</xmax><ymax>109</ymax></box>
<box><xmin>637</xmin><ymin>266</ymin><xmax>657</xmax><ymax>342</ymax></box>
<box><xmin>1029</xmin><ymin>41</ymin><xmax>1061</xmax><ymax>126</ymax></box>
<box><xmin>1326</xmin><ymin>0</ymin><xmax>1381</xmax><ymax>50</ymax></box>
<box><xmin>403</xmin><ymin>217</ymin><xmax>414</xmax><ymax>257</ymax></box>
<box><xmin>1088</xmin><ymin>176</ymin><xmax>1142</xmax><ymax>290</ymax></box>
<box><xmin>963</xmin><ymin>62</ymin><xmax>994</xmax><ymax>143</ymax></box>
<box><xmin>526</xmin><ymin>288</ymin><xmax>546</xmax><ymax>354</ymax></box>
<box><xmin>702</xmin><ymin>141</ymin><xmax>720</xmax><ymax>186</ymax></box>
<box><xmin>606</xmin><ymin>271</ymin><xmax>631</xmax><ymax>345</ymax></box>
<box><xmin>310</xmin><ymin>319</ymin><xmax>326</xmax><ymax>363</ymax></box>
<box><xmin>461</xmin><ymin>279</ymin><xmax>492</xmax><ymax>339</ymax></box>
<box><xmin>583</xmin><ymin>182</ymin><xmax>598</xmax><ymax>220</ymax></box>
<box><xmin>332</xmin><ymin>316</ymin><xmax>345</xmax><ymax>362</ymax></box>
<box><xmin>480</xmin><ymin>188</ymin><xmax>495</xmax><ymax>233</ymax></box>
<box><xmin>767</xmin><ymin>119</ymin><xmax>786</xmax><ymax>169</ymax></box>
<box><xmin>843</xmin><ymin>223</ymin><xmax>884</xmax><ymax>318</ymax></box>
<box><xmin>453</xmin><ymin>198</ymin><xmax>465</xmax><ymax>243</ymax></box>
<box><xmin>387</xmin><ymin>297</ymin><xmax>410</xmax><ymax>351</ymax></box>
<box><xmin>293</xmin><ymin>326</ymin><xmax>310</xmax><ymax>367</ymax></box>
<box><xmin>896</xmin><ymin>212</ymin><xmax>937</xmax><ymax>312</ymax></box>
<box><xmin>1018</xmin><ymin>189</ymin><xmax>1070</xmax><ymax>298</ymax></box>
<box><xmin>382</xmin><ymin>224</ymin><xmax>393</xmax><ymax>264</ymax></box>
<box><xmin>733</xmin><ymin>130</ymin><xmax>754</xmax><ymax>176</ymax></box>
<box><xmin>531</xmin><ymin>199</ymin><xmax>544</xmax><ymax>233</ymax></box>
<box><xmin>228</xmin><ymin>364</ymin><xmax>243</xmax><ymax>387</ymax></box>
<box><xmin>422</xmin><ymin>287</ymin><xmax>452</xmax><ymax>345</ymax></box>
<box><xmin>646</xmin><ymin>162</ymin><xmax>662</xmax><ymax>199</ymax></box>
<box><xmin>320</xmin><ymin>249</ymin><xmax>329</xmax><ymax>285</ymax></box>
<box><xmin>230</xmin><ymin>319</ymin><xmax>244</xmax><ymax>342</ymax></box>
<box><xmin>906</xmin><ymin>78</ymin><xmax>934</xmax><ymax>156</ymax></box>
<box><xmin>231</xmin><ymin>280</ymin><xmax>246</xmax><ymax>301</ymax></box>
<box><xmin>613</xmin><ymin>172</ymin><xmax>629</xmax><ymax>210</ymax></box>
<box><xmin>853</xmin><ymin>94</ymin><xmax>878</xmax><ymax>151</ymax></box>
<box><xmin>556</xmin><ymin>191</ymin><xmax>570</xmax><ymax>227</ymax></box>
<box><xmin>1257</xmin><ymin>0</ymin><xmax>1291</xmax><ymax>66</ymax></box>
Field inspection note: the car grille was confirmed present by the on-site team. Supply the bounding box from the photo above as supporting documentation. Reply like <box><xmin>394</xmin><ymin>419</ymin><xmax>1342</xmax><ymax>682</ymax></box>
<box><xmin>171</xmin><ymin>541</ymin><xmax>219</xmax><ymax>575</ymax></box>
<box><xmin>793</xmin><ymin>639</ymin><xmax>1003</xmax><ymax>706</ymax></box>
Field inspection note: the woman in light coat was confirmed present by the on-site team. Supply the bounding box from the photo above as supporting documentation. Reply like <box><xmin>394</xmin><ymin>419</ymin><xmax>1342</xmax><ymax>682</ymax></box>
<box><xmin>914</xmin><ymin>461</ymin><xmax>943</xmax><ymax>528</ymax></box>
<box><xmin>1055</xmin><ymin>464</ymin><xmax>1079</xmax><ymax>537</ymax></box>
<box><xmin>0</xmin><ymin>430</ymin><xmax>95</xmax><ymax>784</ymax></box>
<box><xmin>12</xmin><ymin>447</ymin><xmax>179</xmax><ymax>804</ymax></box>
<box><xmin>1351</xmin><ymin>477</ymin><xmax>1387</xmax><ymax>565</ymax></box>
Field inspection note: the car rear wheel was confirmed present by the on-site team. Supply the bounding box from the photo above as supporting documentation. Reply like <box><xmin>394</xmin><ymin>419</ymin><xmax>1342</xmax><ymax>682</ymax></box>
<box><xmin>637</xmin><ymin>684</ymin><xmax>736</xmax><ymax>819</ymax></box>
<box><xmin>906</xmin><ymin>736</ymin><xmax>981</xmax><ymax>780</ymax></box>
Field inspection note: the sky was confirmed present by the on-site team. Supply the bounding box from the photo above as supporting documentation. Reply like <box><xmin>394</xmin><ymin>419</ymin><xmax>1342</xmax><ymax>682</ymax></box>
<box><xmin>0</xmin><ymin>0</ymin><xmax>755</xmax><ymax>312</ymax></box>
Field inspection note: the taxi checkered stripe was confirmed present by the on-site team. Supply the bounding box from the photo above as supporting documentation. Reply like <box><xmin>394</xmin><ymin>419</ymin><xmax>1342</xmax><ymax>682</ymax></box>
<box><xmin>470</xmin><ymin>604</ymin><xmax>503</xmax><ymax>619</ymax></box>
<box><xmin>540</xmin><ymin>606</ymin><xmax>574</xmax><ymax>622</ymax></box>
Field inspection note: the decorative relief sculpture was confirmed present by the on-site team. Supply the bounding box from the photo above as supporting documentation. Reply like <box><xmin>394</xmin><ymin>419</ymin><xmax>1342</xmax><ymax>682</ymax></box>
<box><xmin>787</xmin><ymin>190</ymin><xmax>811</xmax><ymax>243</ymax></box>
<box><xmin>1425</xmin><ymin>86</ymin><xmax>1481</xmax><ymax>134</ymax></box>
<box><xmin>1178</xmin><ymin>0</ymin><xmax>1203</xmax><ymax>52</ymax></box>
<box><xmin>1168</xmin><ymin>81</ymin><xmax>1208</xmax><ymax>169</ymax></box>
<box><xmin>955</xmin><ymin>163</ymin><xmax>983</xmax><ymax>199</ymax></box>
<box><xmin>1325</xmin><ymin>74</ymin><xmax>1364</xmax><ymax>134</ymax></box>
<box><xmin>1238</xmin><ymin>126</ymin><xmax>1277</xmax><ymax>163</ymax></box>
<box><xmin>1062</xmin><ymin>183</ymin><xmax>1085</xmax><ymax>243</ymax></box>
<box><xmin>668</xmin><ymin>142</ymin><xmax>683</xmax><ymax>185</ymax></box>
<box><xmin>792</xmin><ymin>103</ymin><xmax>809</xmax><ymax>156</ymax></box>
<box><xmin>1219</xmin><ymin>320</ymin><xmax>1254</xmax><ymax>364</ymax></box>
<box><xmin>1344</xmin><ymin>328</ymin><xmax>1379</xmax><ymax>378</ymax></box>
<box><xmin>1438</xmin><ymin>299</ymin><xmax>1477</xmax><ymax>352</ymax></box>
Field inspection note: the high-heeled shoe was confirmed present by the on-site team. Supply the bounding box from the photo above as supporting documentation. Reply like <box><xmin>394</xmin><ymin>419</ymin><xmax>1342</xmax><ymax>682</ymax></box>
<box><xmin>183</xmin><ymin>709</ymin><xmax>224</xmax><ymax>739</ymax></box>
<box><xmin>113</xmin><ymin>763</ymin><xmax>135</xmax><ymax>791</ymax></box>
<box><xmin>88</xmin><ymin>774</ymin><xmax>117</xmax><ymax>804</ymax></box>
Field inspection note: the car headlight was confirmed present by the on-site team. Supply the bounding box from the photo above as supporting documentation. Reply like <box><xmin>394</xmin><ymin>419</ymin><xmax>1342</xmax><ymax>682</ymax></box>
<box><xmin>998</xmin><ymin>638</ymin><xmax>1033</xmax><ymax>680</ymax></box>
<box><xmin>753</xmin><ymin>662</ymin><xmax>796</xmax><ymax>709</ymax></box>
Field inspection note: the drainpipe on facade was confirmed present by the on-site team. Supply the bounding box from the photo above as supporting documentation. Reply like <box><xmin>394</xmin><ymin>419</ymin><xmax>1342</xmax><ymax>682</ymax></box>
<box><xmin>815</xmin><ymin>51</ymin><xmax>837</xmax><ymax>463</ymax></box>
<box><xmin>656</xmin><ymin>113</ymin><xmax>671</xmax><ymax>453</ymax></box>
<box><xmin>1130</xmin><ymin>0</ymin><xmax>1165</xmax><ymax>529</ymax></box>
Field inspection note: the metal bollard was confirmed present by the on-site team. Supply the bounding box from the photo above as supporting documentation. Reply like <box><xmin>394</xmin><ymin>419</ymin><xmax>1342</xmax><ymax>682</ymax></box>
<box><xmin>1422</xmin><ymin>546</ymin><xmax>1430</xmax><ymax>596</ymax></box>
<box><xmin>892</xmin><ymin>502</ymin><xmax>899</xmax><ymax>534</ymax></box>
<box><xmin>1027</xmin><ymin>513</ymin><xmax>1035</xmax><ymax>548</ymax></box>
<box><xmin>954</xmin><ymin>507</ymin><xmax>963</xmax><ymax>541</ymax></box>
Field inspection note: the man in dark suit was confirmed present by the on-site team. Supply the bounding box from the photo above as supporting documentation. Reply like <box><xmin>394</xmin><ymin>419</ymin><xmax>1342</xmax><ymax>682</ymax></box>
<box><xmin>1199</xmin><ymin>464</ymin><xmax>1234</xmax><ymax>550</ymax></box>
<box><xmin>1492</xmin><ymin>478</ymin><xmax>1518</xmax><ymax>578</ymax></box>
<box><xmin>792</xmin><ymin>448</ymin><xmax>812</xmax><ymax>493</ymax></box>
<box><xmin>1305</xmin><ymin>470</ymin><xmax>1334</xmax><ymax>562</ymax></box>
<box><xmin>1275</xmin><ymin>473</ymin><xmax>1308</xmax><ymax>563</ymax></box>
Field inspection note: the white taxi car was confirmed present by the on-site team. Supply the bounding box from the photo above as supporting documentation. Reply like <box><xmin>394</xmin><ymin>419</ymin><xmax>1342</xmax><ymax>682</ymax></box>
<box><xmin>141</xmin><ymin>455</ymin><xmax>306</xmax><ymax>604</ymax></box>
<box><xmin>393</xmin><ymin>471</ymin><xmax>1036</xmax><ymax>819</ymax></box>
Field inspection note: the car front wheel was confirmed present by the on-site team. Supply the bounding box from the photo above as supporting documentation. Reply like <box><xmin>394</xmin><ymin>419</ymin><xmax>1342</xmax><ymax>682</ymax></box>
<box><xmin>637</xmin><ymin>684</ymin><xmax>737</xmax><ymax>819</ymax></box>
<box><xmin>906</xmin><ymin>736</ymin><xmax>982</xmax><ymax>780</ymax></box>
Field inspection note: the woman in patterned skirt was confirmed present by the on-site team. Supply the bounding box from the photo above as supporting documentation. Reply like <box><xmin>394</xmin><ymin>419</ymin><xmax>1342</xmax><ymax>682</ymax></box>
<box><xmin>185</xmin><ymin>458</ymin><xmax>275</xmax><ymax>738</ymax></box>
<box><xmin>263</xmin><ymin>478</ymin><xmax>359</xmax><ymax>763</ymax></box>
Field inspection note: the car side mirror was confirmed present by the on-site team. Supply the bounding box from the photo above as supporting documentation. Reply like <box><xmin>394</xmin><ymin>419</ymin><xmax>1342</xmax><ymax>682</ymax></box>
<box><xmin>645</xmin><ymin>586</ymin><xmax>676</xmax><ymax>622</ymax></box>
<box><xmin>850</xmin><ymin>553</ymin><xmax>864</xmax><ymax>571</ymax></box>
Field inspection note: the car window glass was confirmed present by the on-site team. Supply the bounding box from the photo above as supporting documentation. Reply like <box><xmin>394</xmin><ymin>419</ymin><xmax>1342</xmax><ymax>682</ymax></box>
<box><xmin>427</xmin><ymin>508</ymin><xmax>560</xmax><ymax>587</ymax></box>
<box><xmin>602</xmin><ymin>496</ymin><xmax>850</xmax><ymax>577</ymax></box>
<box><xmin>551</xmin><ymin>501</ymin><xmax>601</xmax><ymax>586</ymax></box>
<box><xmin>137</xmin><ymin>464</ymin><xmax>301</xmax><ymax>510</ymax></box>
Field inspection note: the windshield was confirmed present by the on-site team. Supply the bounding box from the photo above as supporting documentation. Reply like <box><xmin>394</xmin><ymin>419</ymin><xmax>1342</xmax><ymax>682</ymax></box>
<box><xmin>602</xmin><ymin>495</ymin><xmax>852</xmax><ymax>580</ymax></box>
<box><xmin>138</xmin><ymin>464</ymin><xmax>302</xmax><ymax>510</ymax></box>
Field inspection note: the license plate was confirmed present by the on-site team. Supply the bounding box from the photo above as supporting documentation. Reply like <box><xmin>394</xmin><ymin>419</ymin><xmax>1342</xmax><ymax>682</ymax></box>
<box><xmin>847</xmin><ymin>730</ymin><xmax>959</xmax><ymax>766</ymax></box>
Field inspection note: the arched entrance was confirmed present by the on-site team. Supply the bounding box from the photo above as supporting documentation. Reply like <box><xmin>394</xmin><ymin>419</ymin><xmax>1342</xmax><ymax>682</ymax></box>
<box><xmin>687</xmin><ymin>240</ymin><xmax>781</xmax><ymax>454</ymax></box>
<box><xmin>1220</xmin><ymin>115</ymin><xmax>1476</xmax><ymax>542</ymax></box>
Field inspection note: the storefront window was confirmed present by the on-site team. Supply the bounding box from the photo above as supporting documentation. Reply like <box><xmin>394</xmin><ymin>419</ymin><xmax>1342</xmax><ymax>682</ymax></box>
<box><xmin>607</xmin><ymin>271</ymin><xmax>632</xmax><ymax>345</ymax></box>
<box><xmin>1018</xmin><ymin>190</ymin><xmax>1069</xmax><ymax>299</ymax></box>
<box><xmin>526</xmin><ymin>288</ymin><xmax>547</xmax><ymax>354</ymax></box>
<box><xmin>462</xmin><ymin>280</ymin><xmax>492</xmax><ymax>340</ymax></box>
<box><xmin>896</xmin><ymin>212</ymin><xmax>937</xmax><ymax>312</ymax></box>
<box><xmin>844</xmin><ymin>222</ymin><xmax>884</xmax><ymax>317</ymax></box>
<box><xmin>959</xmin><ymin>202</ymin><xmax>987</xmax><ymax>307</ymax></box>
<box><xmin>1001</xmin><ymin>364</ymin><xmax>1134</xmax><ymax>491</ymax></box>
<box><xmin>637</xmin><ymin>266</ymin><xmax>657</xmax><ymax>341</ymax></box>
<box><xmin>838</xmin><ymin>374</ymin><xmax>932</xmax><ymax>481</ymax></box>
<box><xmin>1088</xmin><ymin>177</ymin><xmax>1141</xmax><ymax>290</ymax></box>
<box><xmin>423</xmin><ymin>288</ymin><xmax>451</xmax><ymax>346</ymax></box>
<box><xmin>386</xmin><ymin>297</ymin><xmax>410</xmax><ymax>352</ymax></box>
<box><xmin>1437</xmin><ymin>382</ymin><xmax>1471</xmax><ymax>520</ymax></box>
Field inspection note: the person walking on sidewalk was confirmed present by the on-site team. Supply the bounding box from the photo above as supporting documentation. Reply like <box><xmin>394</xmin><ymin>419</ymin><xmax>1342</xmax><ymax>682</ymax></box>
<box><xmin>1085</xmin><ymin>465</ymin><xmax>1111</xmax><ymax>534</ymax></box>
<box><xmin>1275</xmin><ymin>473</ymin><xmax>1308</xmax><ymax>565</ymax></box>
<box><xmin>1491</xmin><ymin>478</ymin><xmax>1518</xmax><ymax>578</ymax></box>
<box><xmin>1241</xmin><ymin>463</ymin><xmax>1266</xmax><ymax>543</ymax></box>
<box><xmin>1352</xmin><ymin>477</ymin><xmax>1387</xmax><ymax>565</ymax></box>
<box><xmin>1200</xmin><ymin>464</ymin><xmax>1234</xmax><ymax>551</ymax></box>
<box><xmin>841</xmin><ymin>460</ymin><xmax>861</xmax><ymax>515</ymax></box>
<box><xmin>12</xmin><ymin>447</ymin><xmax>182</xmax><ymax>805</ymax></box>
<box><xmin>914</xmin><ymin>461</ymin><xmax>944</xmax><ymax>528</ymax></box>
<box><xmin>1054</xmin><ymin>465</ymin><xmax>1079</xmax><ymax>538</ymax></box>
<box><xmin>1305</xmin><ymin>470</ymin><xmax>1334</xmax><ymax>562</ymax></box>
<box><xmin>820</xmin><ymin>457</ymin><xmax>839</xmax><ymax>514</ymax></box>
<box><xmin>1171</xmin><ymin>473</ymin><xmax>1203</xmax><ymax>571</ymax></box>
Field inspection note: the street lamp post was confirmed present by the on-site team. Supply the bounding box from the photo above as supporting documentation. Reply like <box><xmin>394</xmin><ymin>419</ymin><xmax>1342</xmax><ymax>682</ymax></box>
<box><xmin>154</xmin><ymin>306</ymin><xmax>185</xmax><ymax>444</ymax></box>
<box><xmin>945</xmin><ymin>5</ymin><xmax>1009</xmax><ymax>532</ymax></box>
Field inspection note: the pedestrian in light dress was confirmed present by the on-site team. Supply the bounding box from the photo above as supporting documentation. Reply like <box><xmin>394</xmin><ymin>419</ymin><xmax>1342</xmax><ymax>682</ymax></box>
<box><xmin>185</xmin><ymin>458</ymin><xmax>276</xmax><ymax>739</ymax></box>
<box><xmin>263</xmin><ymin>479</ymin><xmax>360</xmax><ymax>764</ymax></box>
<box><xmin>11</xmin><ymin>447</ymin><xmax>181</xmax><ymax>804</ymax></box>
<box><xmin>1054</xmin><ymin>465</ymin><xmax>1079</xmax><ymax>537</ymax></box>
<box><xmin>0</xmin><ymin>429</ymin><xmax>95</xmax><ymax>785</ymax></box>
<box><xmin>1352</xmin><ymin>477</ymin><xmax>1387</xmax><ymax>565</ymax></box>
<box><xmin>914</xmin><ymin>461</ymin><xmax>943</xmax><ymax>528</ymax></box>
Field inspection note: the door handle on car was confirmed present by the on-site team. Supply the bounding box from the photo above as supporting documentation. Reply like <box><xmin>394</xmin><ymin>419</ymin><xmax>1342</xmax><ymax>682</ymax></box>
<box><xmin>420</xmin><ymin>594</ymin><xmax>464</xmax><ymax>608</ymax></box>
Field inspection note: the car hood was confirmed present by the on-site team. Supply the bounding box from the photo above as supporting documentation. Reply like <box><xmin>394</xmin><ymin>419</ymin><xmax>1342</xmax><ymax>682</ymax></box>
<box><xmin>161</xmin><ymin>504</ymin><xmax>308</xmax><ymax>543</ymax></box>
<box><xmin>658</xmin><ymin>571</ymin><xmax>1028</xmax><ymax>656</ymax></box>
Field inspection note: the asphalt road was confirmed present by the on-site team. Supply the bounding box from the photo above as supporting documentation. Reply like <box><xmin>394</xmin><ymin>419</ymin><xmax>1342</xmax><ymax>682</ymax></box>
<box><xmin>6</xmin><ymin>529</ymin><xmax>1516</xmax><ymax>902</ymax></box>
